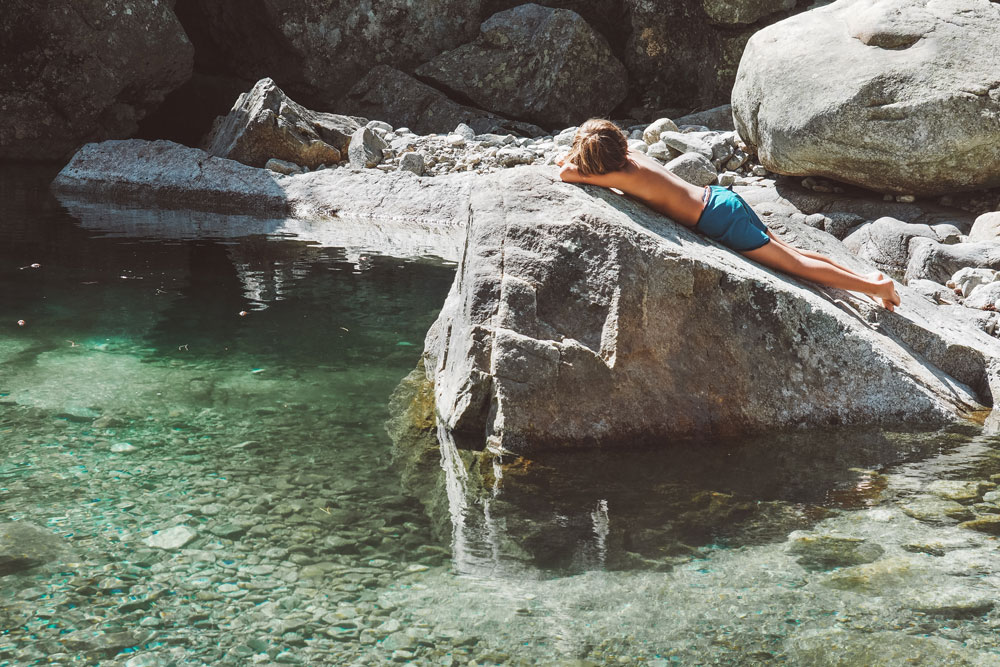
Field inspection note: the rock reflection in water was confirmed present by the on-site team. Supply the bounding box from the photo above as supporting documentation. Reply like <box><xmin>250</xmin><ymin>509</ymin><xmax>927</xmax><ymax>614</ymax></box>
<box><xmin>389</xmin><ymin>369</ymin><xmax>974</xmax><ymax>576</ymax></box>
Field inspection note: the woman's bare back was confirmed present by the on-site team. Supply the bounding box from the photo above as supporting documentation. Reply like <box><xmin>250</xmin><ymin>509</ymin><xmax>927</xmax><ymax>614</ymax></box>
<box><xmin>559</xmin><ymin>150</ymin><xmax>708</xmax><ymax>226</ymax></box>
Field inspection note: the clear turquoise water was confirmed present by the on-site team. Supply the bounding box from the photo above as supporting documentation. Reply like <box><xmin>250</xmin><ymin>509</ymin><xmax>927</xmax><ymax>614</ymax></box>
<box><xmin>4</xmin><ymin>166</ymin><xmax>1000</xmax><ymax>666</ymax></box>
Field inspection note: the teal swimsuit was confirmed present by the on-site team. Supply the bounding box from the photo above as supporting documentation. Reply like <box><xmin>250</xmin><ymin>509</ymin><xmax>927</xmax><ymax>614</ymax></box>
<box><xmin>695</xmin><ymin>186</ymin><xmax>771</xmax><ymax>252</ymax></box>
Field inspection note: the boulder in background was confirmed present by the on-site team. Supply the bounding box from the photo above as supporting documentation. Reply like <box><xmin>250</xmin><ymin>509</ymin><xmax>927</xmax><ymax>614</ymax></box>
<box><xmin>732</xmin><ymin>0</ymin><xmax>1000</xmax><ymax>195</ymax></box>
<box><xmin>415</xmin><ymin>4</ymin><xmax>628</xmax><ymax>129</ymax></box>
<box><xmin>0</xmin><ymin>0</ymin><xmax>194</xmax><ymax>161</ymax></box>
<box><xmin>206</xmin><ymin>78</ymin><xmax>359</xmax><ymax>169</ymax></box>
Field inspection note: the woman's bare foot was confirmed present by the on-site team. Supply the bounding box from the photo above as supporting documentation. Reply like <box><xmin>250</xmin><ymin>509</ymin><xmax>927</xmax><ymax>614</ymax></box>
<box><xmin>868</xmin><ymin>272</ymin><xmax>901</xmax><ymax>311</ymax></box>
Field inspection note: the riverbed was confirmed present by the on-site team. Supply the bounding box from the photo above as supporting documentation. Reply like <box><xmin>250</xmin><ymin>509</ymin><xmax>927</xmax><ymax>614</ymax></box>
<box><xmin>3</xmin><ymin>166</ymin><xmax>1000</xmax><ymax>666</ymax></box>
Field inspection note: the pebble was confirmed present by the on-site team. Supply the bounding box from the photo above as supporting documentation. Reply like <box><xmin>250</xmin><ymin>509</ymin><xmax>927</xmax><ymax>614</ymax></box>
<box><xmin>111</xmin><ymin>442</ymin><xmax>138</xmax><ymax>453</ymax></box>
<box><xmin>144</xmin><ymin>525</ymin><xmax>197</xmax><ymax>550</ymax></box>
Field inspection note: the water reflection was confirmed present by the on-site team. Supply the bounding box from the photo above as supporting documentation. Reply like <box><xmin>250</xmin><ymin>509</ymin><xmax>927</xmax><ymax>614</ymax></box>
<box><xmin>394</xmin><ymin>392</ymin><xmax>980</xmax><ymax>576</ymax></box>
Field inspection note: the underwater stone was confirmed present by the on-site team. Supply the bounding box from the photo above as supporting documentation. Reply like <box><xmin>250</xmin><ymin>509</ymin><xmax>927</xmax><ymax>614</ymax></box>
<box><xmin>144</xmin><ymin>525</ymin><xmax>197</xmax><ymax>550</ymax></box>
<box><xmin>786</xmin><ymin>533</ymin><xmax>884</xmax><ymax>571</ymax></box>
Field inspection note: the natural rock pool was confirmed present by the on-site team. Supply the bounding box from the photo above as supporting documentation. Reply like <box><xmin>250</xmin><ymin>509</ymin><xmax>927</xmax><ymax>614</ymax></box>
<box><xmin>4</xmin><ymin>166</ymin><xmax>1000</xmax><ymax>666</ymax></box>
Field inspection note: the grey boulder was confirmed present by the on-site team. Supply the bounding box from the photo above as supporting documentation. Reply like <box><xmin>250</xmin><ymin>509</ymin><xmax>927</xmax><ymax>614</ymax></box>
<box><xmin>348</xmin><ymin>127</ymin><xmax>387</xmax><ymax>169</ymax></box>
<box><xmin>906</xmin><ymin>239</ymin><xmax>1000</xmax><ymax>285</ymax></box>
<box><xmin>666</xmin><ymin>152</ymin><xmax>718</xmax><ymax>187</ymax></box>
<box><xmin>1</xmin><ymin>522</ymin><xmax>66</xmax><ymax>576</ymax></box>
<box><xmin>415</xmin><ymin>4</ymin><xmax>628</xmax><ymax>129</ymax></box>
<box><xmin>340</xmin><ymin>66</ymin><xmax>543</xmax><ymax>137</ymax></box>
<box><xmin>0</xmin><ymin>0</ymin><xmax>193</xmax><ymax>161</ymax></box>
<box><xmin>732</xmin><ymin>0</ymin><xmax>1000</xmax><ymax>195</ymax></box>
<box><xmin>969</xmin><ymin>212</ymin><xmax>1000</xmax><ymax>243</ymax></box>
<box><xmin>842</xmin><ymin>217</ymin><xmax>940</xmax><ymax>278</ymax></box>
<box><xmin>424</xmin><ymin>167</ymin><xmax>982</xmax><ymax>451</ymax></box>
<box><xmin>206</xmin><ymin>78</ymin><xmax>358</xmax><ymax>169</ymax></box>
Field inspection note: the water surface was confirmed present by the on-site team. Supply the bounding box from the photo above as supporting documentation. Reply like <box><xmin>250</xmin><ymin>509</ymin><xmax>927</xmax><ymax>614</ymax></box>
<box><xmin>3</xmin><ymin>166</ymin><xmax>1000</xmax><ymax>666</ymax></box>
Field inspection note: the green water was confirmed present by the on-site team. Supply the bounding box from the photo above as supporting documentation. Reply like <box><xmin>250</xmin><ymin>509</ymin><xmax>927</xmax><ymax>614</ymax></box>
<box><xmin>4</xmin><ymin>166</ymin><xmax>1000</xmax><ymax>666</ymax></box>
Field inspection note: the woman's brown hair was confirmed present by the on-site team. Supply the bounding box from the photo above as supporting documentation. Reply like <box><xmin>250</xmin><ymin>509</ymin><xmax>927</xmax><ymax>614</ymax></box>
<box><xmin>565</xmin><ymin>118</ymin><xmax>629</xmax><ymax>176</ymax></box>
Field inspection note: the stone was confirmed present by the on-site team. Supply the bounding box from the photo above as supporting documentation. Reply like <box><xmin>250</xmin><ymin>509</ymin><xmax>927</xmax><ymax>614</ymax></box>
<box><xmin>398</xmin><ymin>153</ymin><xmax>425</xmax><ymax>177</ymax></box>
<box><xmin>659</xmin><ymin>131</ymin><xmax>713</xmax><ymax>160</ymax></box>
<box><xmin>348</xmin><ymin>127</ymin><xmax>387</xmax><ymax>169</ymax></box>
<box><xmin>646</xmin><ymin>142</ymin><xmax>675</xmax><ymax>162</ymax></box>
<box><xmin>732</xmin><ymin>0</ymin><xmax>1000</xmax><ymax>196</ymax></box>
<box><xmin>366</xmin><ymin>120</ymin><xmax>393</xmax><ymax>135</ymax></box>
<box><xmin>959</xmin><ymin>515</ymin><xmax>1000</xmax><ymax>535</ymax></box>
<box><xmin>0</xmin><ymin>522</ymin><xmax>65</xmax><ymax>576</ymax></box>
<box><xmin>786</xmin><ymin>533</ymin><xmax>884</xmax><ymax>571</ymax></box>
<box><xmin>424</xmin><ymin>167</ymin><xmax>982</xmax><ymax>450</ymax></box>
<box><xmin>665</xmin><ymin>152</ymin><xmax>718</xmax><ymax>187</ymax></box>
<box><xmin>908</xmin><ymin>591</ymin><xmax>995</xmax><ymax>618</ymax></box>
<box><xmin>341</xmin><ymin>66</ymin><xmax>543</xmax><ymax>137</ymax></box>
<box><xmin>265</xmin><ymin>159</ymin><xmax>304</xmax><ymax>176</ymax></box>
<box><xmin>926</xmin><ymin>480</ymin><xmax>990</xmax><ymax>503</ymax></box>
<box><xmin>906</xmin><ymin>238</ymin><xmax>1000</xmax><ymax>285</ymax></box>
<box><xmin>673</xmin><ymin>105</ymin><xmax>736</xmax><ymax>131</ymax></box>
<box><xmin>52</xmin><ymin>140</ymin><xmax>289</xmax><ymax>213</ymax></box>
<box><xmin>701</xmin><ymin>0</ymin><xmax>796</xmax><ymax>25</ymax></box>
<box><xmin>144</xmin><ymin>525</ymin><xmax>198</xmax><ymax>550</ymax></box>
<box><xmin>841</xmin><ymin>217</ymin><xmax>938</xmax><ymax>277</ymax></box>
<box><xmin>965</xmin><ymin>283</ymin><xmax>1000</xmax><ymax>310</ymax></box>
<box><xmin>643</xmin><ymin>118</ymin><xmax>680</xmax><ymax>145</ymax></box>
<box><xmin>110</xmin><ymin>442</ymin><xmax>138</xmax><ymax>454</ymax></box>
<box><xmin>52</xmin><ymin>139</ymin><xmax>477</xmax><ymax>241</ymax></box>
<box><xmin>969</xmin><ymin>212</ymin><xmax>1000</xmax><ymax>242</ymax></box>
<box><xmin>786</xmin><ymin>628</ymin><xmax>993</xmax><ymax>665</ymax></box>
<box><xmin>821</xmin><ymin>557</ymin><xmax>925</xmax><ymax>594</ymax></box>
<box><xmin>453</xmin><ymin>123</ymin><xmax>477</xmax><ymax>141</ymax></box>
<box><xmin>0</xmin><ymin>0</ymin><xmax>193</xmax><ymax>161</ymax></box>
<box><xmin>206</xmin><ymin>79</ymin><xmax>355</xmax><ymax>170</ymax></box>
<box><xmin>415</xmin><ymin>4</ymin><xmax>628</xmax><ymax>128</ymax></box>
<box><xmin>896</xmin><ymin>497</ymin><xmax>969</xmax><ymax>525</ymax></box>
<box><xmin>176</xmin><ymin>0</ymin><xmax>488</xmax><ymax>111</ymax></box>
<box><xmin>906</xmin><ymin>279</ymin><xmax>956</xmax><ymax>306</ymax></box>
<box><xmin>950</xmin><ymin>269</ymin><xmax>999</xmax><ymax>298</ymax></box>
<box><xmin>496</xmin><ymin>147</ymin><xmax>536</xmax><ymax>168</ymax></box>
<box><xmin>931</xmin><ymin>223</ymin><xmax>963</xmax><ymax>245</ymax></box>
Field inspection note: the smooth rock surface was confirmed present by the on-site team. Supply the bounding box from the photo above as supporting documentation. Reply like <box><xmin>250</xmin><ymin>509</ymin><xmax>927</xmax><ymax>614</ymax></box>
<box><xmin>424</xmin><ymin>167</ymin><xmax>982</xmax><ymax>451</ymax></box>
<box><xmin>52</xmin><ymin>139</ymin><xmax>476</xmax><ymax>229</ymax></box>
<box><xmin>415</xmin><ymin>4</ymin><xmax>628</xmax><ymax>128</ymax></box>
<box><xmin>0</xmin><ymin>0</ymin><xmax>194</xmax><ymax>160</ymax></box>
<box><xmin>906</xmin><ymin>239</ymin><xmax>1000</xmax><ymax>285</ymax></box>
<box><xmin>732</xmin><ymin>0</ymin><xmax>1000</xmax><ymax>195</ymax></box>
<box><xmin>842</xmin><ymin>217</ymin><xmax>938</xmax><ymax>278</ymax></box>
<box><xmin>206</xmin><ymin>78</ymin><xmax>357</xmax><ymax>169</ymax></box>
<box><xmin>969</xmin><ymin>212</ymin><xmax>1000</xmax><ymax>243</ymax></box>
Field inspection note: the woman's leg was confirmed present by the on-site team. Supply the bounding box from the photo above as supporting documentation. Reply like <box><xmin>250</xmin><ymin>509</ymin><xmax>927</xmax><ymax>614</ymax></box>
<box><xmin>742</xmin><ymin>234</ymin><xmax>900</xmax><ymax>310</ymax></box>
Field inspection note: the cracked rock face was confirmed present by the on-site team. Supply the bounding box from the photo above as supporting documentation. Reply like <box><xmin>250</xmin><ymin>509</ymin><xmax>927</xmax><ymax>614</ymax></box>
<box><xmin>0</xmin><ymin>0</ymin><xmax>193</xmax><ymax>161</ymax></box>
<box><xmin>415</xmin><ymin>4</ymin><xmax>628</xmax><ymax>129</ymax></box>
<box><xmin>424</xmin><ymin>167</ymin><xmax>983</xmax><ymax>452</ymax></box>
<box><xmin>732</xmin><ymin>0</ymin><xmax>1000</xmax><ymax>196</ymax></box>
<box><xmin>205</xmin><ymin>78</ymin><xmax>359</xmax><ymax>169</ymax></box>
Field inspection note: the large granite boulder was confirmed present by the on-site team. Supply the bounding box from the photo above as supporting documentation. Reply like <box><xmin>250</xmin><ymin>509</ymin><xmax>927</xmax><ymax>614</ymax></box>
<box><xmin>424</xmin><ymin>167</ymin><xmax>987</xmax><ymax>451</ymax></box>
<box><xmin>415</xmin><ymin>4</ymin><xmax>628</xmax><ymax>129</ymax></box>
<box><xmin>732</xmin><ymin>0</ymin><xmax>1000</xmax><ymax>196</ymax></box>
<box><xmin>341</xmin><ymin>66</ymin><xmax>544</xmax><ymax>137</ymax></box>
<box><xmin>622</xmin><ymin>0</ymin><xmax>794</xmax><ymax>113</ymax></box>
<box><xmin>176</xmin><ymin>0</ymin><xmax>488</xmax><ymax>111</ymax></box>
<box><xmin>0</xmin><ymin>0</ymin><xmax>193</xmax><ymax>161</ymax></box>
<box><xmin>206</xmin><ymin>78</ymin><xmax>360</xmax><ymax>169</ymax></box>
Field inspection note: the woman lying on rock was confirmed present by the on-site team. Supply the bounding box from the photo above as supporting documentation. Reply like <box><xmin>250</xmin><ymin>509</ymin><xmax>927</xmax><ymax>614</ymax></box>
<box><xmin>557</xmin><ymin>119</ymin><xmax>901</xmax><ymax>311</ymax></box>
